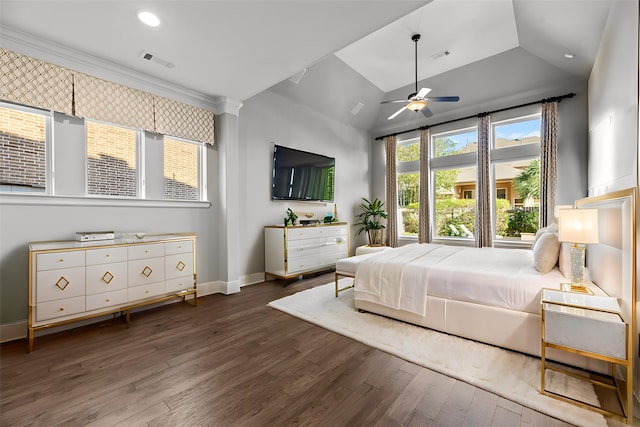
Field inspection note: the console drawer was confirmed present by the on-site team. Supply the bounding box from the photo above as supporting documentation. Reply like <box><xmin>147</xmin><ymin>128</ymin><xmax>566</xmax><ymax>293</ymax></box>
<box><xmin>128</xmin><ymin>243</ymin><xmax>164</xmax><ymax>260</ymax></box>
<box><xmin>36</xmin><ymin>251</ymin><xmax>84</xmax><ymax>271</ymax></box>
<box><xmin>36</xmin><ymin>266</ymin><xmax>85</xmax><ymax>303</ymax></box>
<box><xmin>37</xmin><ymin>296</ymin><xmax>85</xmax><ymax>322</ymax></box>
<box><xmin>86</xmin><ymin>289</ymin><xmax>128</xmax><ymax>311</ymax></box>
<box><xmin>128</xmin><ymin>281</ymin><xmax>165</xmax><ymax>301</ymax></box>
<box><xmin>86</xmin><ymin>247</ymin><xmax>127</xmax><ymax>265</ymax></box>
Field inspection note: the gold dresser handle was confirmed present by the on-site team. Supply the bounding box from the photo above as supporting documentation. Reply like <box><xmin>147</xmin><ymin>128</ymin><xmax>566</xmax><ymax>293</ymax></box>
<box><xmin>142</xmin><ymin>266</ymin><xmax>153</xmax><ymax>277</ymax></box>
<box><xmin>55</xmin><ymin>276</ymin><xmax>70</xmax><ymax>291</ymax></box>
<box><xmin>176</xmin><ymin>261</ymin><xmax>186</xmax><ymax>272</ymax></box>
<box><xmin>101</xmin><ymin>271</ymin><xmax>114</xmax><ymax>284</ymax></box>
<box><xmin>59</xmin><ymin>307</ymin><xmax>64</xmax><ymax>311</ymax></box>
<box><xmin>58</xmin><ymin>258</ymin><xmax>64</xmax><ymax>263</ymax></box>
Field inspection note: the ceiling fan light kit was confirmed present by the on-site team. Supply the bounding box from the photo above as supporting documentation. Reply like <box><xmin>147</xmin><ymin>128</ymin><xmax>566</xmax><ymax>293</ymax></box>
<box><xmin>383</xmin><ymin>33</ymin><xmax>459</xmax><ymax>120</ymax></box>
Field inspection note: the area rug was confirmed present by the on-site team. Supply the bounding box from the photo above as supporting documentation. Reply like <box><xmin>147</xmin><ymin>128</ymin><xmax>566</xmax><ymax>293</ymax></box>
<box><xmin>268</xmin><ymin>280</ymin><xmax>607</xmax><ymax>427</ymax></box>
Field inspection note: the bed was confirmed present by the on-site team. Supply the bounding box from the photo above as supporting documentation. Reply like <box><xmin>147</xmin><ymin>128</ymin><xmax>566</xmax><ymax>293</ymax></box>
<box><xmin>336</xmin><ymin>188</ymin><xmax>636</xmax><ymax>378</ymax></box>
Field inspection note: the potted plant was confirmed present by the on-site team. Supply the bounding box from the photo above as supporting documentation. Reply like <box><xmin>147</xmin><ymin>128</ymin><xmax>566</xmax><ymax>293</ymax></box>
<box><xmin>354</xmin><ymin>197</ymin><xmax>387</xmax><ymax>246</ymax></box>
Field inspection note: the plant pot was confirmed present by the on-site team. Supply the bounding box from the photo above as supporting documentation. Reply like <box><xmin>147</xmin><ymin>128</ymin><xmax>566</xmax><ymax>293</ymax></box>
<box><xmin>368</xmin><ymin>229</ymin><xmax>384</xmax><ymax>247</ymax></box>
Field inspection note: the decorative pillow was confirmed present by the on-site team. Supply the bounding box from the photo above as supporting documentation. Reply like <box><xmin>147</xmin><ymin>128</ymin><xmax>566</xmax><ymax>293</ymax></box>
<box><xmin>532</xmin><ymin>223</ymin><xmax>558</xmax><ymax>252</ymax></box>
<box><xmin>558</xmin><ymin>242</ymin><xmax>572</xmax><ymax>278</ymax></box>
<box><xmin>533</xmin><ymin>232</ymin><xmax>561</xmax><ymax>274</ymax></box>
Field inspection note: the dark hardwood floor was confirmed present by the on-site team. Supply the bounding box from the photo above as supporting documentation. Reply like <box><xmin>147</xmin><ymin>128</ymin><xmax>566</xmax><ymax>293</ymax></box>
<box><xmin>0</xmin><ymin>272</ymin><xmax>620</xmax><ymax>426</ymax></box>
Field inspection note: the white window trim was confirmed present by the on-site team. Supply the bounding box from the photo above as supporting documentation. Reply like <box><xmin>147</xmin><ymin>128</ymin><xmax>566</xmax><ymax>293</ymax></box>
<box><xmin>0</xmin><ymin>193</ymin><xmax>210</xmax><ymax>208</ymax></box>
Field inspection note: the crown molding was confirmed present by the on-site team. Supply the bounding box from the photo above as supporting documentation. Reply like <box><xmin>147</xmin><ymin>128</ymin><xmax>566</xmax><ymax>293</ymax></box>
<box><xmin>214</xmin><ymin>97</ymin><xmax>244</xmax><ymax>116</ymax></box>
<box><xmin>0</xmin><ymin>26</ymin><xmax>222</xmax><ymax>112</ymax></box>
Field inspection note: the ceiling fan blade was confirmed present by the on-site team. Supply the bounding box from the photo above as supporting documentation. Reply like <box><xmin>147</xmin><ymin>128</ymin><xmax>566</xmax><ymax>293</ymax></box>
<box><xmin>416</xmin><ymin>88</ymin><xmax>431</xmax><ymax>98</ymax></box>
<box><xmin>427</xmin><ymin>96</ymin><xmax>460</xmax><ymax>102</ymax></box>
<box><xmin>388</xmin><ymin>105</ymin><xmax>407</xmax><ymax>120</ymax></box>
<box><xmin>381</xmin><ymin>99</ymin><xmax>410</xmax><ymax>104</ymax></box>
<box><xmin>421</xmin><ymin>107</ymin><xmax>434</xmax><ymax>118</ymax></box>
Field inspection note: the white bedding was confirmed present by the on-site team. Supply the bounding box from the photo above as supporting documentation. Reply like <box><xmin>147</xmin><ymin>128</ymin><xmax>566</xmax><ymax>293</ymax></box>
<box><xmin>354</xmin><ymin>243</ymin><xmax>603</xmax><ymax>316</ymax></box>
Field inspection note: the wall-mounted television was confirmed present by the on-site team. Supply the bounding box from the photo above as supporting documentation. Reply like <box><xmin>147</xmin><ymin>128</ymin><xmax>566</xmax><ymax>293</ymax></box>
<box><xmin>272</xmin><ymin>145</ymin><xmax>335</xmax><ymax>202</ymax></box>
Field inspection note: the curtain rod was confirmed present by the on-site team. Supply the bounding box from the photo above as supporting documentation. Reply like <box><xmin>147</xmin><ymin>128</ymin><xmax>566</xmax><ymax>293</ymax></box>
<box><xmin>374</xmin><ymin>92</ymin><xmax>576</xmax><ymax>141</ymax></box>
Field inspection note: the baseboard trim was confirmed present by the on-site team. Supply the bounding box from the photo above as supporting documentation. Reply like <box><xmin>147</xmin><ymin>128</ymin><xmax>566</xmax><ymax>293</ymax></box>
<box><xmin>240</xmin><ymin>273</ymin><xmax>265</xmax><ymax>287</ymax></box>
<box><xmin>0</xmin><ymin>320</ymin><xmax>27</xmax><ymax>343</ymax></box>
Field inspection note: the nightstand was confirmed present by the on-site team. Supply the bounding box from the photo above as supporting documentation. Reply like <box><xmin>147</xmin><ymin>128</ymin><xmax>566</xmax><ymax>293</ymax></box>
<box><xmin>540</xmin><ymin>288</ymin><xmax>633</xmax><ymax>423</ymax></box>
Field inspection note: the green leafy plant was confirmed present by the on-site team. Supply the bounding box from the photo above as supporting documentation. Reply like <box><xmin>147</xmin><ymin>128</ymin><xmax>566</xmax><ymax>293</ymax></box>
<box><xmin>284</xmin><ymin>208</ymin><xmax>298</xmax><ymax>226</ymax></box>
<box><xmin>354</xmin><ymin>197</ymin><xmax>388</xmax><ymax>246</ymax></box>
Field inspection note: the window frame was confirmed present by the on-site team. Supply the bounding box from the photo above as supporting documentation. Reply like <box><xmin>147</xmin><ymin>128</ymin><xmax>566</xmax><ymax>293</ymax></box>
<box><xmin>162</xmin><ymin>133</ymin><xmax>207</xmax><ymax>202</ymax></box>
<box><xmin>0</xmin><ymin>102</ymin><xmax>53</xmax><ymax>195</ymax></box>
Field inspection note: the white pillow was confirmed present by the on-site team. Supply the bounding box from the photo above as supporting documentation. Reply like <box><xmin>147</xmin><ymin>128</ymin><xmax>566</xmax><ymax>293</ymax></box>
<box><xmin>558</xmin><ymin>242</ymin><xmax>572</xmax><ymax>278</ymax></box>
<box><xmin>533</xmin><ymin>232</ymin><xmax>561</xmax><ymax>274</ymax></box>
<box><xmin>532</xmin><ymin>224</ymin><xmax>558</xmax><ymax>252</ymax></box>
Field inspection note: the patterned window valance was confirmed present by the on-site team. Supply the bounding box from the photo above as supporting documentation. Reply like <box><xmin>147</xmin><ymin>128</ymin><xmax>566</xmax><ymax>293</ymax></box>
<box><xmin>0</xmin><ymin>48</ymin><xmax>214</xmax><ymax>145</ymax></box>
<box><xmin>155</xmin><ymin>96</ymin><xmax>214</xmax><ymax>145</ymax></box>
<box><xmin>0</xmin><ymin>49</ymin><xmax>73</xmax><ymax>114</ymax></box>
<box><xmin>75</xmin><ymin>73</ymin><xmax>155</xmax><ymax>131</ymax></box>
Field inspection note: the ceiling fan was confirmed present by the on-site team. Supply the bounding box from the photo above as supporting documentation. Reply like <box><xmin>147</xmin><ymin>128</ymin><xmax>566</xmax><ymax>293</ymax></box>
<box><xmin>382</xmin><ymin>33</ymin><xmax>459</xmax><ymax>120</ymax></box>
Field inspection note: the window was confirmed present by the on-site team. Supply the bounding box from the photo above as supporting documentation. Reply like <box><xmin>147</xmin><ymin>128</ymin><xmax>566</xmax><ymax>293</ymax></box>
<box><xmin>86</xmin><ymin>121</ymin><xmax>138</xmax><ymax>197</ymax></box>
<box><xmin>397</xmin><ymin>138</ymin><xmax>420</xmax><ymax>237</ymax></box>
<box><xmin>0</xmin><ymin>104</ymin><xmax>49</xmax><ymax>193</ymax></box>
<box><xmin>492</xmin><ymin>115</ymin><xmax>541</xmax><ymax>241</ymax></box>
<box><xmin>431</xmin><ymin>128</ymin><xmax>478</xmax><ymax>239</ymax></box>
<box><xmin>164</xmin><ymin>136</ymin><xmax>201</xmax><ymax>201</ymax></box>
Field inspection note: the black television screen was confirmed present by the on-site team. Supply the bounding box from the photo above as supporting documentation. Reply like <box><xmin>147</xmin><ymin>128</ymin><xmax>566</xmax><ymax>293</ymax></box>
<box><xmin>272</xmin><ymin>145</ymin><xmax>335</xmax><ymax>202</ymax></box>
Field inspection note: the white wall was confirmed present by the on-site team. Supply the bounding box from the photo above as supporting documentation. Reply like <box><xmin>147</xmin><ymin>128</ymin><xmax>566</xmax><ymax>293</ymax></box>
<box><xmin>237</xmin><ymin>58</ymin><xmax>381</xmax><ymax>281</ymax></box>
<box><xmin>588</xmin><ymin>0</ymin><xmax>639</xmax><ymax>195</ymax></box>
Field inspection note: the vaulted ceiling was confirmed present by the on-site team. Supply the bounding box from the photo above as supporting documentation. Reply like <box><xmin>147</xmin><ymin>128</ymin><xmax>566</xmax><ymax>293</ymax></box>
<box><xmin>1</xmin><ymin>0</ymin><xmax>612</xmax><ymax>104</ymax></box>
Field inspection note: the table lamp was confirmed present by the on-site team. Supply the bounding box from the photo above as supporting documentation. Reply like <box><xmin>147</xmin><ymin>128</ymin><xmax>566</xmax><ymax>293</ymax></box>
<box><xmin>557</xmin><ymin>208</ymin><xmax>599</xmax><ymax>292</ymax></box>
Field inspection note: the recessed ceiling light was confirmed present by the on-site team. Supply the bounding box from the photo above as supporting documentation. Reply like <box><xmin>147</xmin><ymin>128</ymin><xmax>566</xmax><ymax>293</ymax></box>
<box><xmin>564</xmin><ymin>53</ymin><xmax>575</xmax><ymax>59</ymax></box>
<box><xmin>138</xmin><ymin>11</ymin><xmax>160</xmax><ymax>27</ymax></box>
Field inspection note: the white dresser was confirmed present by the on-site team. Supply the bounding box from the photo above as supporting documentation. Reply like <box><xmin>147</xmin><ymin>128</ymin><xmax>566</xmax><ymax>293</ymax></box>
<box><xmin>264</xmin><ymin>223</ymin><xmax>349</xmax><ymax>280</ymax></box>
<box><xmin>28</xmin><ymin>233</ymin><xmax>196</xmax><ymax>351</ymax></box>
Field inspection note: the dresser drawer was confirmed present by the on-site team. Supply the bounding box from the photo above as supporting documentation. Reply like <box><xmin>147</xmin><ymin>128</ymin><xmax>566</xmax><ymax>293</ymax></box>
<box><xmin>165</xmin><ymin>240</ymin><xmax>193</xmax><ymax>255</ymax></box>
<box><xmin>36</xmin><ymin>266</ymin><xmax>85</xmax><ymax>303</ymax></box>
<box><xmin>36</xmin><ymin>251</ymin><xmax>84</xmax><ymax>271</ymax></box>
<box><xmin>165</xmin><ymin>253</ymin><xmax>194</xmax><ymax>280</ymax></box>
<box><xmin>86</xmin><ymin>262</ymin><xmax>127</xmax><ymax>295</ymax></box>
<box><xmin>86</xmin><ymin>247</ymin><xmax>127</xmax><ymax>265</ymax></box>
<box><xmin>287</xmin><ymin>256</ymin><xmax>324</xmax><ymax>274</ymax></box>
<box><xmin>128</xmin><ymin>281</ymin><xmax>165</xmax><ymax>301</ymax></box>
<box><xmin>128</xmin><ymin>257</ymin><xmax>165</xmax><ymax>287</ymax></box>
<box><xmin>165</xmin><ymin>277</ymin><xmax>194</xmax><ymax>293</ymax></box>
<box><xmin>128</xmin><ymin>243</ymin><xmax>164</xmax><ymax>260</ymax></box>
<box><xmin>36</xmin><ymin>296</ymin><xmax>85</xmax><ymax>322</ymax></box>
<box><xmin>286</xmin><ymin>225</ymin><xmax>347</xmax><ymax>241</ymax></box>
<box><xmin>287</xmin><ymin>236</ymin><xmax>348</xmax><ymax>260</ymax></box>
<box><xmin>86</xmin><ymin>289</ymin><xmax>128</xmax><ymax>311</ymax></box>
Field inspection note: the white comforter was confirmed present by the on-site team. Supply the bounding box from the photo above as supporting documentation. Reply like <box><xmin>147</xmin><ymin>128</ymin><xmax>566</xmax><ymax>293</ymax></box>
<box><xmin>354</xmin><ymin>243</ymin><xmax>578</xmax><ymax>316</ymax></box>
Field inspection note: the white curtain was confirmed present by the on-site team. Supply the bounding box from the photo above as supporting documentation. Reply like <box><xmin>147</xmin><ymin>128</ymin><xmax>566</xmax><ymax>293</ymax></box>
<box><xmin>475</xmin><ymin>115</ymin><xmax>493</xmax><ymax>248</ymax></box>
<box><xmin>385</xmin><ymin>136</ymin><xmax>398</xmax><ymax>247</ymax></box>
<box><xmin>418</xmin><ymin>129</ymin><xmax>432</xmax><ymax>243</ymax></box>
<box><xmin>540</xmin><ymin>101</ymin><xmax>558</xmax><ymax>227</ymax></box>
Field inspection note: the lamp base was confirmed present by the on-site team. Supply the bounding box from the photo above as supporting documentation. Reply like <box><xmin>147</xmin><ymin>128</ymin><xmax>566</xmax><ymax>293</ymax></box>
<box><xmin>560</xmin><ymin>283</ymin><xmax>594</xmax><ymax>295</ymax></box>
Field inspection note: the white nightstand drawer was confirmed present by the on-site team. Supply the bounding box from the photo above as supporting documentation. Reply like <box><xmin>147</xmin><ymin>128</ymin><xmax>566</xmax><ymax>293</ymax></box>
<box><xmin>128</xmin><ymin>257</ymin><xmax>165</xmax><ymax>287</ymax></box>
<box><xmin>86</xmin><ymin>247</ymin><xmax>127</xmax><ymax>265</ymax></box>
<box><xmin>165</xmin><ymin>253</ymin><xmax>193</xmax><ymax>280</ymax></box>
<box><xmin>165</xmin><ymin>240</ymin><xmax>193</xmax><ymax>255</ymax></box>
<box><xmin>165</xmin><ymin>277</ymin><xmax>194</xmax><ymax>293</ymax></box>
<box><xmin>543</xmin><ymin>302</ymin><xmax>626</xmax><ymax>360</ymax></box>
<box><xmin>86</xmin><ymin>262</ymin><xmax>127</xmax><ymax>295</ymax></box>
<box><xmin>37</xmin><ymin>296</ymin><xmax>85</xmax><ymax>322</ymax></box>
<box><xmin>36</xmin><ymin>266</ymin><xmax>85</xmax><ymax>303</ymax></box>
<box><xmin>287</xmin><ymin>256</ymin><xmax>324</xmax><ymax>274</ymax></box>
<box><xmin>128</xmin><ymin>243</ymin><xmax>164</xmax><ymax>260</ymax></box>
<box><xmin>128</xmin><ymin>281</ymin><xmax>165</xmax><ymax>301</ymax></box>
<box><xmin>36</xmin><ymin>251</ymin><xmax>84</xmax><ymax>271</ymax></box>
<box><xmin>86</xmin><ymin>289</ymin><xmax>128</xmax><ymax>311</ymax></box>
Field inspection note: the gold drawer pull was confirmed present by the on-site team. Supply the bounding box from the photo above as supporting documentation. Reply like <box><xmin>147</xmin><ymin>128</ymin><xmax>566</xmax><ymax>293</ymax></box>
<box><xmin>106</xmin><ymin>254</ymin><xmax>110</xmax><ymax>258</ymax></box>
<box><xmin>145</xmin><ymin>250</ymin><xmax>149</xmax><ymax>254</ymax></box>
<box><xmin>142</xmin><ymin>266</ymin><xmax>153</xmax><ymax>277</ymax></box>
<box><xmin>176</xmin><ymin>261</ymin><xmax>186</xmax><ymax>271</ymax></box>
<box><xmin>101</xmin><ymin>271</ymin><xmax>114</xmax><ymax>284</ymax></box>
<box><xmin>106</xmin><ymin>299</ymin><xmax>110</xmax><ymax>302</ymax></box>
<box><xmin>145</xmin><ymin>290</ymin><xmax>150</xmax><ymax>294</ymax></box>
<box><xmin>59</xmin><ymin>307</ymin><xmax>64</xmax><ymax>311</ymax></box>
<box><xmin>58</xmin><ymin>258</ymin><xmax>64</xmax><ymax>263</ymax></box>
<box><xmin>55</xmin><ymin>276</ymin><xmax>70</xmax><ymax>291</ymax></box>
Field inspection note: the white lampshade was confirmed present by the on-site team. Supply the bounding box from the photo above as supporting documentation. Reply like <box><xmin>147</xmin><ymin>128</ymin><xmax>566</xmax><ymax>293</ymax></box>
<box><xmin>558</xmin><ymin>209</ymin><xmax>599</xmax><ymax>244</ymax></box>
